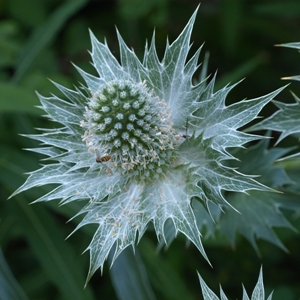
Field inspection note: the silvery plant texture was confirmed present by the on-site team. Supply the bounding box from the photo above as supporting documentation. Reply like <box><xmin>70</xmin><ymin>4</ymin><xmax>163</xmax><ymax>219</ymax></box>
<box><xmin>11</xmin><ymin>7</ymin><xmax>284</xmax><ymax>281</ymax></box>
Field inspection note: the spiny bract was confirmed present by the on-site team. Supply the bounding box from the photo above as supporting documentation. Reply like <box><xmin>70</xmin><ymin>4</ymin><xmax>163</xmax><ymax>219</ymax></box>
<box><xmin>11</xmin><ymin>7</ymin><xmax>284</xmax><ymax>281</ymax></box>
<box><xmin>198</xmin><ymin>267</ymin><xmax>273</xmax><ymax>300</ymax></box>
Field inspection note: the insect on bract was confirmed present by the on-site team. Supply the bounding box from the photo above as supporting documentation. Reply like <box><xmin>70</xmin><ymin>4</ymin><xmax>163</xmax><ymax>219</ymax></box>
<box><xmin>96</xmin><ymin>155</ymin><xmax>111</xmax><ymax>163</ymax></box>
<box><xmin>95</xmin><ymin>149</ymin><xmax>111</xmax><ymax>163</ymax></box>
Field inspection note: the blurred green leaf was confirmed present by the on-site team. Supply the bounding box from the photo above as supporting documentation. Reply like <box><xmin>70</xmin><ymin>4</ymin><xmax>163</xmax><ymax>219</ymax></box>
<box><xmin>0</xmin><ymin>20</ymin><xmax>20</xmax><ymax>69</ymax></box>
<box><xmin>12</xmin><ymin>0</ymin><xmax>88</xmax><ymax>84</ymax></box>
<box><xmin>220</xmin><ymin>0</ymin><xmax>242</xmax><ymax>55</ymax></box>
<box><xmin>254</xmin><ymin>2</ymin><xmax>300</xmax><ymax>16</ymax></box>
<box><xmin>215</xmin><ymin>54</ymin><xmax>266</xmax><ymax>90</ymax></box>
<box><xmin>13</xmin><ymin>195</ymin><xmax>95</xmax><ymax>300</ymax></box>
<box><xmin>109</xmin><ymin>247</ymin><xmax>156</xmax><ymax>300</ymax></box>
<box><xmin>7</xmin><ymin>0</ymin><xmax>47</xmax><ymax>27</ymax></box>
<box><xmin>0</xmin><ymin>248</ymin><xmax>29</xmax><ymax>300</ymax></box>
<box><xmin>140</xmin><ymin>238</ymin><xmax>195</xmax><ymax>300</ymax></box>
<box><xmin>118</xmin><ymin>0</ymin><xmax>168</xmax><ymax>24</ymax></box>
<box><xmin>0</xmin><ymin>82</ymin><xmax>40</xmax><ymax>114</ymax></box>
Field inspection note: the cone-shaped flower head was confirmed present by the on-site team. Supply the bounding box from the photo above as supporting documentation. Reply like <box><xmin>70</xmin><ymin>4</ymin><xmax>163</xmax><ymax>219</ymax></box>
<box><xmin>11</xmin><ymin>7</ymin><xmax>284</xmax><ymax>281</ymax></box>
<box><xmin>81</xmin><ymin>79</ymin><xmax>178</xmax><ymax>182</ymax></box>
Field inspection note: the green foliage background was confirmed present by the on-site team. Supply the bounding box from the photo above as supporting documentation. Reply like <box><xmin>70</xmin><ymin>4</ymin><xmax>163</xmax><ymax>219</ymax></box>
<box><xmin>1</xmin><ymin>0</ymin><xmax>300</xmax><ymax>299</ymax></box>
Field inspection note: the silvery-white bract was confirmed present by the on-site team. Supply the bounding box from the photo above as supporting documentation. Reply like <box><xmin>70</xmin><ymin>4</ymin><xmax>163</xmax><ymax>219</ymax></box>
<box><xmin>11</xmin><ymin>7</ymin><xmax>284</xmax><ymax>281</ymax></box>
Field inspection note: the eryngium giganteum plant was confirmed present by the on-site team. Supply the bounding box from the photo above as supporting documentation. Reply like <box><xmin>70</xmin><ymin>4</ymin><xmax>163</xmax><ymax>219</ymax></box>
<box><xmin>11</xmin><ymin>7</ymin><xmax>284</xmax><ymax>280</ymax></box>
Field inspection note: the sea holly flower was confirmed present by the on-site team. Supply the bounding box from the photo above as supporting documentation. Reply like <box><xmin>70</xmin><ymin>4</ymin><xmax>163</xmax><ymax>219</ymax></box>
<box><xmin>198</xmin><ymin>267</ymin><xmax>273</xmax><ymax>300</ymax></box>
<box><xmin>11</xmin><ymin>7</ymin><xmax>284</xmax><ymax>280</ymax></box>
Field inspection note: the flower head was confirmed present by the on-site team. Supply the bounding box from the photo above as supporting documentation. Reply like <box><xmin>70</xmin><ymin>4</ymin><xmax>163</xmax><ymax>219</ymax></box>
<box><xmin>11</xmin><ymin>7</ymin><xmax>284</xmax><ymax>281</ymax></box>
<box><xmin>81</xmin><ymin>79</ymin><xmax>178</xmax><ymax>182</ymax></box>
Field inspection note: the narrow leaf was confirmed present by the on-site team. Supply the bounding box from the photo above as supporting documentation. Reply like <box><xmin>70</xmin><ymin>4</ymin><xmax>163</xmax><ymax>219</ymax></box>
<box><xmin>12</xmin><ymin>0</ymin><xmax>87</xmax><ymax>83</ymax></box>
<box><xmin>0</xmin><ymin>248</ymin><xmax>29</xmax><ymax>300</ymax></box>
<box><xmin>14</xmin><ymin>196</ymin><xmax>95</xmax><ymax>300</ymax></box>
<box><xmin>109</xmin><ymin>247</ymin><xmax>156</xmax><ymax>300</ymax></box>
